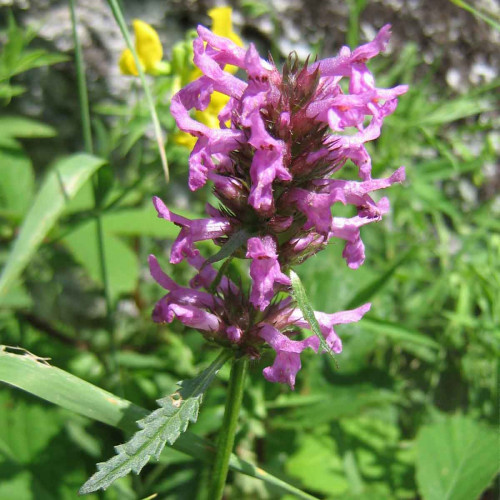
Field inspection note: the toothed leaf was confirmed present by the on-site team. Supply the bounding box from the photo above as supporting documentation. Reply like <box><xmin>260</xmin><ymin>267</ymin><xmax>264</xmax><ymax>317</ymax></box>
<box><xmin>79</xmin><ymin>351</ymin><xmax>230</xmax><ymax>494</ymax></box>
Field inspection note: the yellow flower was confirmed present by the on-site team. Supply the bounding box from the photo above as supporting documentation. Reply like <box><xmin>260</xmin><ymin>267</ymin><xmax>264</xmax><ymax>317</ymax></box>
<box><xmin>208</xmin><ymin>6</ymin><xmax>243</xmax><ymax>47</ymax></box>
<box><xmin>119</xmin><ymin>20</ymin><xmax>163</xmax><ymax>76</ymax></box>
<box><xmin>175</xmin><ymin>7</ymin><xmax>243</xmax><ymax>148</ymax></box>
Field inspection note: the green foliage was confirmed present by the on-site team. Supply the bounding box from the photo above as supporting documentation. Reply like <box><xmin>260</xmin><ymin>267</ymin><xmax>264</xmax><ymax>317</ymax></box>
<box><xmin>290</xmin><ymin>269</ymin><xmax>335</xmax><ymax>358</ymax></box>
<box><xmin>80</xmin><ymin>351</ymin><xmax>230</xmax><ymax>493</ymax></box>
<box><xmin>0</xmin><ymin>349</ymin><xmax>319</xmax><ymax>500</ymax></box>
<box><xmin>416</xmin><ymin>415</ymin><xmax>499</xmax><ymax>500</ymax></box>
<box><xmin>0</xmin><ymin>2</ymin><xmax>498</xmax><ymax>499</ymax></box>
<box><xmin>0</xmin><ymin>12</ymin><xmax>68</xmax><ymax>102</ymax></box>
<box><xmin>0</xmin><ymin>153</ymin><xmax>106</xmax><ymax>297</ymax></box>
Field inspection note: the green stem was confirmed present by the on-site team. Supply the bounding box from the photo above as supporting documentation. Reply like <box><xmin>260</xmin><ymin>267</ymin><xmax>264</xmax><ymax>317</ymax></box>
<box><xmin>69</xmin><ymin>0</ymin><xmax>118</xmax><ymax>377</ymax></box>
<box><xmin>209</xmin><ymin>356</ymin><xmax>248</xmax><ymax>499</ymax></box>
<box><xmin>105</xmin><ymin>0</ymin><xmax>169</xmax><ymax>183</ymax></box>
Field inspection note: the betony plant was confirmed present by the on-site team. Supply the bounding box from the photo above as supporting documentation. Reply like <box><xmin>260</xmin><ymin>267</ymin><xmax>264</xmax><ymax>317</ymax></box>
<box><xmin>81</xmin><ymin>20</ymin><xmax>407</xmax><ymax>499</ymax></box>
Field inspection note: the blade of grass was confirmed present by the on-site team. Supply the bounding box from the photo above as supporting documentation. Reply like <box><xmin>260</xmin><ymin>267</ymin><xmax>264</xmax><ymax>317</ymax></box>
<box><xmin>0</xmin><ymin>153</ymin><xmax>106</xmax><ymax>297</ymax></box>
<box><xmin>0</xmin><ymin>349</ymin><xmax>318</xmax><ymax>500</ymax></box>
<box><xmin>105</xmin><ymin>0</ymin><xmax>169</xmax><ymax>183</ymax></box>
<box><xmin>449</xmin><ymin>0</ymin><xmax>500</xmax><ymax>31</ymax></box>
<box><xmin>346</xmin><ymin>246</ymin><xmax>416</xmax><ymax>310</ymax></box>
<box><xmin>361</xmin><ymin>317</ymin><xmax>440</xmax><ymax>349</ymax></box>
<box><xmin>69</xmin><ymin>0</ymin><xmax>118</xmax><ymax>381</ymax></box>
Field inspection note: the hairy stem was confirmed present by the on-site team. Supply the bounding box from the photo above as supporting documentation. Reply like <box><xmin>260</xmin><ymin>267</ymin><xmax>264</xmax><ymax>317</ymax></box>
<box><xmin>209</xmin><ymin>356</ymin><xmax>248</xmax><ymax>499</ymax></box>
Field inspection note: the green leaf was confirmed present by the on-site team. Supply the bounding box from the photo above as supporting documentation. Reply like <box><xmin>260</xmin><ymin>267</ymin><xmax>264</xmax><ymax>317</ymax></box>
<box><xmin>101</xmin><ymin>205</ymin><xmax>177</xmax><ymax>238</ymax></box>
<box><xmin>0</xmin><ymin>142</ymin><xmax>35</xmax><ymax>217</ymax></box>
<box><xmin>3</xmin><ymin>51</ymin><xmax>69</xmax><ymax>80</ymax></box>
<box><xmin>0</xmin><ymin>349</ymin><xmax>318</xmax><ymax>500</ymax></box>
<box><xmin>416</xmin><ymin>97</ymin><xmax>496</xmax><ymax>126</ymax></box>
<box><xmin>346</xmin><ymin>246</ymin><xmax>415</xmax><ymax>309</ymax></box>
<box><xmin>416</xmin><ymin>415</ymin><xmax>499</xmax><ymax>500</ymax></box>
<box><xmin>360</xmin><ymin>317</ymin><xmax>440</xmax><ymax>350</ymax></box>
<box><xmin>79</xmin><ymin>350</ymin><xmax>231</xmax><ymax>493</ymax></box>
<box><xmin>271</xmin><ymin>384</ymin><xmax>398</xmax><ymax>428</ymax></box>
<box><xmin>62</xmin><ymin>220</ymin><xmax>139</xmax><ymax>303</ymax></box>
<box><xmin>286</xmin><ymin>432</ymin><xmax>348</xmax><ymax>496</ymax></box>
<box><xmin>207</xmin><ymin>228</ymin><xmax>251</xmax><ymax>264</ymax></box>
<box><xmin>0</xmin><ymin>391</ymin><xmax>92</xmax><ymax>500</ymax></box>
<box><xmin>290</xmin><ymin>269</ymin><xmax>335</xmax><ymax>359</ymax></box>
<box><xmin>0</xmin><ymin>116</ymin><xmax>56</xmax><ymax>139</ymax></box>
<box><xmin>0</xmin><ymin>153</ymin><xmax>106</xmax><ymax>297</ymax></box>
<box><xmin>0</xmin><ymin>83</ymin><xmax>25</xmax><ymax>99</ymax></box>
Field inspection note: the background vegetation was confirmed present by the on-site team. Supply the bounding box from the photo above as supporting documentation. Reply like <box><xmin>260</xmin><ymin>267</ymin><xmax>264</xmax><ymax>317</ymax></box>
<box><xmin>0</xmin><ymin>1</ymin><xmax>498</xmax><ymax>498</ymax></box>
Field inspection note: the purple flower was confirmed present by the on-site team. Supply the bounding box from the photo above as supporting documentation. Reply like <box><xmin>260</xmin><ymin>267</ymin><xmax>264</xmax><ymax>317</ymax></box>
<box><xmin>246</xmin><ymin>236</ymin><xmax>291</xmax><ymax>311</ymax></box>
<box><xmin>153</xmin><ymin>196</ymin><xmax>232</xmax><ymax>264</ymax></box>
<box><xmin>149</xmin><ymin>24</ymin><xmax>407</xmax><ymax>389</ymax></box>
<box><xmin>258</xmin><ymin>302</ymin><xmax>371</xmax><ymax>389</ymax></box>
<box><xmin>258</xmin><ymin>324</ymin><xmax>319</xmax><ymax>389</ymax></box>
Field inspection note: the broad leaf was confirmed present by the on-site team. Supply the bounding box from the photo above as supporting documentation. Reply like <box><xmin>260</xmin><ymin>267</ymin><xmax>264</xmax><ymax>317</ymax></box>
<box><xmin>290</xmin><ymin>269</ymin><xmax>334</xmax><ymax>359</ymax></box>
<box><xmin>416</xmin><ymin>415</ymin><xmax>499</xmax><ymax>500</ymax></box>
<box><xmin>102</xmin><ymin>205</ymin><xmax>178</xmax><ymax>238</ymax></box>
<box><xmin>0</xmin><ymin>153</ymin><xmax>106</xmax><ymax>296</ymax></box>
<box><xmin>79</xmin><ymin>351</ymin><xmax>231</xmax><ymax>493</ymax></box>
<box><xmin>270</xmin><ymin>385</ymin><xmax>398</xmax><ymax>428</ymax></box>
<box><xmin>0</xmin><ymin>391</ymin><xmax>92</xmax><ymax>499</ymax></box>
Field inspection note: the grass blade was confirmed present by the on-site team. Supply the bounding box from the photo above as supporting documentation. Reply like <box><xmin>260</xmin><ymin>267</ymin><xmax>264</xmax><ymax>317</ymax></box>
<box><xmin>0</xmin><ymin>153</ymin><xmax>106</xmax><ymax>297</ymax></box>
<box><xmin>360</xmin><ymin>317</ymin><xmax>440</xmax><ymax>349</ymax></box>
<box><xmin>449</xmin><ymin>0</ymin><xmax>500</xmax><ymax>31</ymax></box>
<box><xmin>346</xmin><ymin>246</ymin><xmax>416</xmax><ymax>309</ymax></box>
<box><xmin>105</xmin><ymin>0</ymin><xmax>169</xmax><ymax>182</ymax></box>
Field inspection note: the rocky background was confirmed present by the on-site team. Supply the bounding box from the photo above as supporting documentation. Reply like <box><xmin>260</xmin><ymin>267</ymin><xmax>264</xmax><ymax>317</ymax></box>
<box><xmin>2</xmin><ymin>0</ymin><xmax>499</xmax><ymax>93</ymax></box>
<box><xmin>0</xmin><ymin>0</ymin><xmax>498</xmax><ymax>178</ymax></box>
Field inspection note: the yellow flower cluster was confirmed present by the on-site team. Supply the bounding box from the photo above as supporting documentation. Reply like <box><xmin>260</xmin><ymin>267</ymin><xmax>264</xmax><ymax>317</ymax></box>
<box><xmin>119</xmin><ymin>20</ymin><xmax>163</xmax><ymax>76</ymax></box>
<box><xmin>176</xmin><ymin>7</ymin><xmax>243</xmax><ymax>148</ymax></box>
<box><xmin>119</xmin><ymin>7</ymin><xmax>243</xmax><ymax>150</ymax></box>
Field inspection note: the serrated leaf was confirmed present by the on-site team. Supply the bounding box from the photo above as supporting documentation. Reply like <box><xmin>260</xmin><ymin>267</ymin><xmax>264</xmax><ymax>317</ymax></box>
<box><xmin>79</xmin><ymin>350</ymin><xmax>231</xmax><ymax>494</ymax></box>
<box><xmin>290</xmin><ymin>269</ymin><xmax>335</xmax><ymax>359</ymax></box>
<box><xmin>0</xmin><ymin>153</ymin><xmax>106</xmax><ymax>297</ymax></box>
<box><xmin>416</xmin><ymin>415</ymin><xmax>500</xmax><ymax>500</ymax></box>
